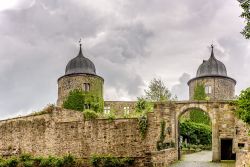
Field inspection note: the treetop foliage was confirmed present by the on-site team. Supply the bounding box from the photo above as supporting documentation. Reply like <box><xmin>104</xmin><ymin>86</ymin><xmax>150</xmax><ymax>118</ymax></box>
<box><xmin>235</xmin><ymin>87</ymin><xmax>250</xmax><ymax>124</ymax></box>
<box><xmin>240</xmin><ymin>0</ymin><xmax>250</xmax><ymax>39</ymax></box>
<box><xmin>144</xmin><ymin>78</ymin><xmax>172</xmax><ymax>102</ymax></box>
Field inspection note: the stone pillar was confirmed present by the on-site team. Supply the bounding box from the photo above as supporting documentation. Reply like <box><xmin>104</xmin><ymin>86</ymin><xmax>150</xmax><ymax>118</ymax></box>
<box><xmin>212</xmin><ymin>104</ymin><xmax>220</xmax><ymax>161</ymax></box>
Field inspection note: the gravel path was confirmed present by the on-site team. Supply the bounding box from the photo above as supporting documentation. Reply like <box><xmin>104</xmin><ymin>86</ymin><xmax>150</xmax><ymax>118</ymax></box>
<box><xmin>170</xmin><ymin>151</ymin><xmax>235</xmax><ymax>167</ymax></box>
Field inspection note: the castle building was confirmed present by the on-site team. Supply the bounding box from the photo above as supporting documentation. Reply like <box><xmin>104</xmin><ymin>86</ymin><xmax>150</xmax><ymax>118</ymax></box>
<box><xmin>188</xmin><ymin>45</ymin><xmax>236</xmax><ymax>100</ymax></box>
<box><xmin>57</xmin><ymin>44</ymin><xmax>104</xmax><ymax>107</ymax></box>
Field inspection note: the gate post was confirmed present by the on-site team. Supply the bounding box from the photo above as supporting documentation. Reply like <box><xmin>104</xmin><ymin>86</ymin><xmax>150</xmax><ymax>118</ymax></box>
<box><xmin>212</xmin><ymin>105</ymin><xmax>220</xmax><ymax>162</ymax></box>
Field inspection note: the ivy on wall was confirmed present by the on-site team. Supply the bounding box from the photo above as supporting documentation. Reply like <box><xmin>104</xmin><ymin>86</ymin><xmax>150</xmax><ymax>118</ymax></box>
<box><xmin>156</xmin><ymin>120</ymin><xmax>174</xmax><ymax>150</ymax></box>
<box><xmin>189</xmin><ymin>83</ymin><xmax>211</xmax><ymax>125</ymax></box>
<box><xmin>138</xmin><ymin>115</ymin><xmax>148</xmax><ymax>139</ymax></box>
<box><xmin>193</xmin><ymin>83</ymin><xmax>206</xmax><ymax>100</ymax></box>
<box><xmin>63</xmin><ymin>89</ymin><xmax>104</xmax><ymax>112</ymax></box>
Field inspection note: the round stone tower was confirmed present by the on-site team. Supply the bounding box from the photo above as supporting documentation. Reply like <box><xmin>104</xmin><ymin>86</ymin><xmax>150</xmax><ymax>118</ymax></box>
<box><xmin>57</xmin><ymin>44</ymin><xmax>104</xmax><ymax>106</ymax></box>
<box><xmin>188</xmin><ymin>45</ymin><xmax>236</xmax><ymax>100</ymax></box>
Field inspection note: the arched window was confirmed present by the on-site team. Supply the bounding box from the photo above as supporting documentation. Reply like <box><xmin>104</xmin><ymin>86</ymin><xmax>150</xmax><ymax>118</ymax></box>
<box><xmin>83</xmin><ymin>83</ymin><xmax>90</xmax><ymax>92</ymax></box>
<box><xmin>205</xmin><ymin>85</ymin><xmax>212</xmax><ymax>94</ymax></box>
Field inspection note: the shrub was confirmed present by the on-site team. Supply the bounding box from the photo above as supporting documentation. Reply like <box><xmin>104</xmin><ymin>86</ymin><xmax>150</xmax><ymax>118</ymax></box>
<box><xmin>83</xmin><ymin>109</ymin><xmax>98</xmax><ymax>120</ymax></box>
<box><xmin>135</xmin><ymin>97</ymin><xmax>152</xmax><ymax>113</ymax></box>
<box><xmin>180</xmin><ymin>120</ymin><xmax>212</xmax><ymax>145</ymax></box>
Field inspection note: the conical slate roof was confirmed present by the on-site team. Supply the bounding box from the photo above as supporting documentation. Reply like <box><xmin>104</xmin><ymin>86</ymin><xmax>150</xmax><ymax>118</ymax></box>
<box><xmin>65</xmin><ymin>46</ymin><xmax>96</xmax><ymax>75</ymax></box>
<box><xmin>196</xmin><ymin>45</ymin><xmax>227</xmax><ymax>77</ymax></box>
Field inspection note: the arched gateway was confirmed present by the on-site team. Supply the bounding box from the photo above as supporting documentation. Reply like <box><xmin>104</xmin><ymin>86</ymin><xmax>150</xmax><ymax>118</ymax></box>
<box><xmin>170</xmin><ymin>100</ymin><xmax>237</xmax><ymax>161</ymax></box>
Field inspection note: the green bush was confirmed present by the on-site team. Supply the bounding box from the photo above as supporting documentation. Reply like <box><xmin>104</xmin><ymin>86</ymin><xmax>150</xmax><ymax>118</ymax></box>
<box><xmin>235</xmin><ymin>87</ymin><xmax>250</xmax><ymax>125</ymax></box>
<box><xmin>180</xmin><ymin>120</ymin><xmax>212</xmax><ymax>145</ymax></box>
<box><xmin>135</xmin><ymin>97</ymin><xmax>152</xmax><ymax>113</ymax></box>
<box><xmin>0</xmin><ymin>154</ymin><xmax>77</xmax><ymax>167</ymax></box>
<box><xmin>83</xmin><ymin>109</ymin><xmax>98</xmax><ymax>120</ymax></box>
<box><xmin>90</xmin><ymin>154</ymin><xmax>134</xmax><ymax>167</ymax></box>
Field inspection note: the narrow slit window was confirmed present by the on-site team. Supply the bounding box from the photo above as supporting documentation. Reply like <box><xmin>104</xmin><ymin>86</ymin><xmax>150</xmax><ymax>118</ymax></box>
<box><xmin>83</xmin><ymin>83</ymin><xmax>90</xmax><ymax>92</ymax></box>
<box><xmin>124</xmin><ymin>106</ymin><xmax>130</xmax><ymax>115</ymax></box>
<box><xmin>205</xmin><ymin>85</ymin><xmax>212</xmax><ymax>94</ymax></box>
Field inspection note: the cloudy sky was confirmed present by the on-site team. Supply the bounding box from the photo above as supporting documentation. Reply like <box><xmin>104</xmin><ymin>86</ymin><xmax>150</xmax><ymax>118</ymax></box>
<box><xmin>0</xmin><ymin>0</ymin><xmax>249</xmax><ymax>119</ymax></box>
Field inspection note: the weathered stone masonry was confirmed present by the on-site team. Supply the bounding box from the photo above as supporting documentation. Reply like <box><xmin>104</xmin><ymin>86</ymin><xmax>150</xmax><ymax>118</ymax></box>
<box><xmin>0</xmin><ymin>101</ymin><xmax>249</xmax><ymax>166</ymax></box>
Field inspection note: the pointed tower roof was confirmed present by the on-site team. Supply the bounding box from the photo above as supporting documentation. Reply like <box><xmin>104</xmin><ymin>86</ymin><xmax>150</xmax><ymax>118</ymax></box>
<box><xmin>65</xmin><ymin>42</ymin><xmax>96</xmax><ymax>75</ymax></box>
<box><xmin>196</xmin><ymin>45</ymin><xmax>227</xmax><ymax>77</ymax></box>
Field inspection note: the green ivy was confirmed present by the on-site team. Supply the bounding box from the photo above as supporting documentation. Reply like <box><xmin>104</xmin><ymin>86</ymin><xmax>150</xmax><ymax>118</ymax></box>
<box><xmin>90</xmin><ymin>154</ymin><xmax>134</xmax><ymax>167</ymax></box>
<box><xmin>138</xmin><ymin>115</ymin><xmax>148</xmax><ymax>139</ymax></box>
<box><xmin>63</xmin><ymin>89</ymin><xmax>104</xmax><ymax>112</ymax></box>
<box><xmin>235</xmin><ymin>87</ymin><xmax>250</xmax><ymax>125</ymax></box>
<box><xmin>83</xmin><ymin>109</ymin><xmax>98</xmax><ymax>120</ymax></box>
<box><xmin>180</xmin><ymin>120</ymin><xmax>212</xmax><ymax>145</ymax></box>
<box><xmin>193</xmin><ymin>83</ymin><xmax>206</xmax><ymax>100</ymax></box>
<box><xmin>156</xmin><ymin>120</ymin><xmax>174</xmax><ymax>150</ymax></box>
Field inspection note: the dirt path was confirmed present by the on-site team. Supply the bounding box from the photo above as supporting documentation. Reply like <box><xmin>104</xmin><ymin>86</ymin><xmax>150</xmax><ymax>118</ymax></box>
<box><xmin>170</xmin><ymin>151</ymin><xmax>235</xmax><ymax>167</ymax></box>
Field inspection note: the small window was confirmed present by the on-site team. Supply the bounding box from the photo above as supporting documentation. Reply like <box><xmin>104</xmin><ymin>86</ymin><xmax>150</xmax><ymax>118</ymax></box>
<box><xmin>124</xmin><ymin>106</ymin><xmax>130</xmax><ymax>115</ymax></box>
<box><xmin>104</xmin><ymin>106</ymin><xmax>111</xmax><ymax>114</ymax></box>
<box><xmin>83</xmin><ymin>83</ymin><xmax>90</xmax><ymax>92</ymax></box>
<box><xmin>205</xmin><ymin>85</ymin><xmax>212</xmax><ymax>94</ymax></box>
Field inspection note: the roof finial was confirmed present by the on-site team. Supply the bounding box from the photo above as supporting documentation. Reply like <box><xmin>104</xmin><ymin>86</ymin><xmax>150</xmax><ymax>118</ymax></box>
<box><xmin>210</xmin><ymin>43</ymin><xmax>215</xmax><ymax>58</ymax></box>
<box><xmin>78</xmin><ymin>38</ymin><xmax>84</xmax><ymax>57</ymax></box>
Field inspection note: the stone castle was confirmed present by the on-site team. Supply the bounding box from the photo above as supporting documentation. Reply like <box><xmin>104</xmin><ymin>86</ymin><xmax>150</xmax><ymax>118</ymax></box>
<box><xmin>0</xmin><ymin>44</ymin><xmax>249</xmax><ymax>167</ymax></box>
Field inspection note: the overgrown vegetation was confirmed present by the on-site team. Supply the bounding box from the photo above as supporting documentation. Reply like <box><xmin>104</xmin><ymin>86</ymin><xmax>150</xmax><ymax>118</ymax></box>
<box><xmin>63</xmin><ymin>89</ymin><xmax>104</xmax><ymax>112</ymax></box>
<box><xmin>31</xmin><ymin>104</ymin><xmax>56</xmax><ymax>116</ymax></box>
<box><xmin>193</xmin><ymin>83</ymin><xmax>206</xmax><ymax>100</ymax></box>
<box><xmin>83</xmin><ymin>109</ymin><xmax>98</xmax><ymax>120</ymax></box>
<box><xmin>235</xmin><ymin>87</ymin><xmax>250</xmax><ymax>125</ymax></box>
<box><xmin>239</xmin><ymin>0</ymin><xmax>250</xmax><ymax>39</ymax></box>
<box><xmin>0</xmin><ymin>154</ymin><xmax>78</xmax><ymax>167</ymax></box>
<box><xmin>135</xmin><ymin>98</ymin><xmax>153</xmax><ymax>113</ymax></box>
<box><xmin>156</xmin><ymin>120</ymin><xmax>175</xmax><ymax>150</ymax></box>
<box><xmin>138</xmin><ymin>115</ymin><xmax>148</xmax><ymax>139</ymax></box>
<box><xmin>90</xmin><ymin>154</ymin><xmax>134</xmax><ymax>167</ymax></box>
<box><xmin>180</xmin><ymin>120</ymin><xmax>212</xmax><ymax>145</ymax></box>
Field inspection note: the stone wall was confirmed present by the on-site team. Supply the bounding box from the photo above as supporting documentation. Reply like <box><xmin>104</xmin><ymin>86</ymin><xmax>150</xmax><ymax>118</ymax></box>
<box><xmin>0</xmin><ymin>105</ymin><xmax>176</xmax><ymax>167</ymax></box>
<box><xmin>104</xmin><ymin>101</ymin><xmax>136</xmax><ymax>116</ymax></box>
<box><xmin>57</xmin><ymin>74</ymin><xmax>104</xmax><ymax>106</ymax></box>
<box><xmin>236</xmin><ymin>150</ymin><xmax>250</xmax><ymax>167</ymax></box>
<box><xmin>148</xmin><ymin>148</ymin><xmax>177</xmax><ymax>167</ymax></box>
<box><xmin>188</xmin><ymin>76</ymin><xmax>236</xmax><ymax>100</ymax></box>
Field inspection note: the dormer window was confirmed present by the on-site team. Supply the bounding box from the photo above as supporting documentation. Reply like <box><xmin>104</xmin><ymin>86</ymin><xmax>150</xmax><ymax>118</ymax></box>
<box><xmin>205</xmin><ymin>85</ymin><xmax>212</xmax><ymax>94</ymax></box>
<box><xmin>83</xmin><ymin>83</ymin><xmax>90</xmax><ymax>92</ymax></box>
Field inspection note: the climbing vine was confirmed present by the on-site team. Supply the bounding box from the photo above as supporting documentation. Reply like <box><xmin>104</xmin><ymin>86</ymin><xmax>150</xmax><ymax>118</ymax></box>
<box><xmin>138</xmin><ymin>115</ymin><xmax>148</xmax><ymax>139</ymax></box>
<box><xmin>135</xmin><ymin>97</ymin><xmax>153</xmax><ymax>113</ymax></box>
<box><xmin>63</xmin><ymin>89</ymin><xmax>104</xmax><ymax>112</ymax></box>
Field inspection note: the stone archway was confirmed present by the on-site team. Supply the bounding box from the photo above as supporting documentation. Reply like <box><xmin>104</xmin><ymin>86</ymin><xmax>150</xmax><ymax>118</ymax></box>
<box><xmin>174</xmin><ymin>103</ymin><xmax>220</xmax><ymax>162</ymax></box>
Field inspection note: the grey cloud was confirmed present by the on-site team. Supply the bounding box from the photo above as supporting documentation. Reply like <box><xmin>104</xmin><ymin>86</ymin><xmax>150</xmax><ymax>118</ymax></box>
<box><xmin>171</xmin><ymin>73</ymin><xmax>191</xmax><ymax>100</ymax></box>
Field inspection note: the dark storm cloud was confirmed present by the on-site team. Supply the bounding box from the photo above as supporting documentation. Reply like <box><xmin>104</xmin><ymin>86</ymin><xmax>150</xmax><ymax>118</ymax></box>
<box><xmin>0</xmin><ymin>0</ymin><xmax>249</xmax><ymax>119</ymax></box>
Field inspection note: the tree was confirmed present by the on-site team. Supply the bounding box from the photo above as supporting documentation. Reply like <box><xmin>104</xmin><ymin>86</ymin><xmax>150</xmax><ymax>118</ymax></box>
<box><xmin>239</xmin><ymin>0</ymin><xmax>250</xmax><ymax>39</ymax></box>
<box><xmin>144</xmin><ymin>78</ymin><xmax>172</xmax><ymax>102</ymax></box>
<box><xmin>235</xmin><ymin>87</ymin><xmax>250</xmax><ymax>124</ymax></box>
